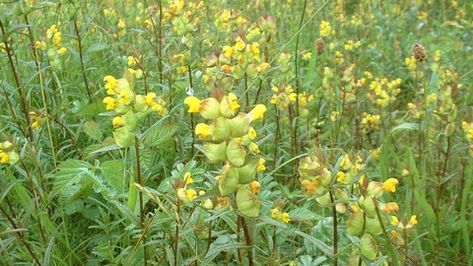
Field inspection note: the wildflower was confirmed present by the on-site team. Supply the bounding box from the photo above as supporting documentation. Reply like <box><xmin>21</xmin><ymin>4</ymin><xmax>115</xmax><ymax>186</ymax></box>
<box><xmin>104</xmin><ymin>75</ymin><xmax>118</xmax><ymax>95</ymax></box>
<box><xmin>234</xmin><ymin>37</ymin><xmax>245</xmax><ymax>51</ymax></box>
<box><xmin>336</xmin><ymin>171</ymin><xmax>346</xmax><ymax>182</ymax></box>
<box><xmin>186</xmin><ymin>189</ymin><xmax>197</xmax><ymax>201</ymax></box>
<box><xmin>390</xmin><ymin>216</ymin><xmax>399</xmax><ymax>226</ymax></box>
<box><xmin>195</xmin><ymin>123</ymin><xmax>213</xmax><ymax>138</ymax></box>
<box><xmin>250</xmin><ymin>142</ymin><xmax>260</xmax><ymax>154</ymax></box>
<box><xmin>409</xmin><ymin>215</ymin><xmax>417</xmax><ymax>226</ymax></box>
<box><xmin>271</xmin><ymin>208</ymin><xmax>280</xmax><ymax>218</ymax></box>
<box><xmin>183</xmin><ymin>96</ymin><xmax>200</xmax><ymax>113</ymax></box>
<box><xmin>383</xmin><ymin>178</ymin><xmax>399</xmax><ymax>192</ymax></box>
<box><xmin>145</xmin><ymin>92</ymin><xmax>157</xmax><ymax>106</ymax></box>
<box><xmin>249</xmin><ymin>180</ymin><xmax>260</xmax><ymax>194</ymax></box>
<box><xmin>128</xmin><ymin>56</ymin><xmax>137</xmax><ymax>66</ymax></box>
<box><xmin>257</xmin><ymin>158</ymin><xmax>266</xmax><ymax>172</ymax></box>
<box><xmin>184</xmin><ymin>172</ymin><xmax>193</xmax><ymax>185</ymax></box>
<box><xmin>302</xmin><ymin>52</ymin><xmax>312</xmax><ymax>60</ymax></box>
<box><xmin>249</xmin><ymin>104</ymin><xmax>267</xmax><ymax>121</ymax></box>
<box><xmin>281</xmin><ymin>212</ymin><xmax>291</xmax><ymax>223</ymax></box>
<box><xmin>248</xmin><ymin>127</ymin><xmax>257</xmax><ymax>139</ymax></box>
<box><xmin>382</xmin><ymin>202</ymin><xmax>399</xmax><ymax>214</ymax></box>
<box><xmin>52</xmin><ymin>32</ymin><xmax>62</xmax><ymax>46</ymax></box>
<box><xmin>0</xmin><ymin>152</ymin><xmax>9</xmax><ymax>164</ymax></box>
<box><xmin>405</xmin><ymin>56</ymin><xmax>416</xmax><ymax>71</ymax></box>
<box><xmin>112</xmin><ymin>116</ymin><xmax>124</xmax><ymax>128</ymax></box>
<box><xmin>223</xmin><ymin>45</ymin><xmax>234</xmax><ymax>58</ymax></box>
<box><xmin>117</xmin><ymin>19</ymin><xmax>126</xmax><ymax>28</ymax></box>
<box><xmin>57</xmin><ymin>47</ymin><xmax>68</xmax><ymax>55</ymax></box>
<box><xmin>319</xmin><ymin>20</ymin><xmax>332</xmax><ymax>37</ymax></box>
<box><xmin>227</xmin><ymin>93</ymin><xmax>240</xmax><ymax>111</ymax></box>
<box><xmin>35</xmin><ymin>41</ymin><xmax>46</xmax><ymax>50</ymax></box>
<box><xmin>256</xmin><ymin>62</ymin><xmax>270</xmax><ymax>72</ymax></box>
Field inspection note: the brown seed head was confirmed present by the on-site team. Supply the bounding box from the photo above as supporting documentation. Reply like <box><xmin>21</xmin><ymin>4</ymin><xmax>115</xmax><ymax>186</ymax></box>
<box><xmin>412</xmin><ymin>43</ymin><xmax>426</xmax><ymax>63</ymax></box>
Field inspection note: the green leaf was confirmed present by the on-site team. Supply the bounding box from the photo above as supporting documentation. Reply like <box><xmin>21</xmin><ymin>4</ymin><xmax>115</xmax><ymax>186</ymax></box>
<box><xmin>295</xmin><ymin>231</ymin><xmax>333</xmax><ymax>257</ymax></box>
<box><xmin>100</xmin><ymin>160</ymin><xmax>125</xmax><ymax>192</ymax></box>
<box><xmin>144</xmin><ymin>124</ymin><xmax>177</xmax><ymax>147</ymax></box>
<box><xmin>51</xmin><ymin>160</ymin><xmax>94</xmax><ymax>202</ymax></box>
<box><xmin>83</xmin><ymin>120</ymin><xmax>102</xmax><ymax>141</ymax></box>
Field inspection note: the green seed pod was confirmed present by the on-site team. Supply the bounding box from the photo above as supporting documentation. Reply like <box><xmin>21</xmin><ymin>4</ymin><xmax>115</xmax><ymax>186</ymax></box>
<box><xmin>123</xmin><ymin>110</ymin><xmax>138</xmax><ymax>132</ymax></box>
<box><xmin>219</xmin><ymin>165</ymin><xmax>239</xmax><ymax>196</ymax></box>
<box><xmin>361</xmin><ymin>196</ymin><xmax>377</xmax><ymax>218</ymax></box>
<box><xmin>236</xmin><ymin>184</ymin><xmax>260</xmax><ymax>217</ymax></box>
<box><xmin>246</xmin><ymin>64</ymin><xmax>258</xmax><ymax>79</ymax></box>
<box><xmin>212</xmin><ymin>117</ymin><xmax>231</xmax><ymax>141</ymax></box>
<box><xmin>347</xmin><ymin>211</ymin><xmax>364</xmax><ymax>236</ymax></box>
<box><xmin>237</xmin><ymin>158</ymin><xmax>258</xmax><ymax>184</ymax></box>
<box><xmin>366</xmin><ymin>181</ymin><xmax>384</xmax><ymax>198</ymax></box>
<box><xmin>444</xmin><ymin>122</ymin><xmax>455</xmax><ymax>137</ymax></box>
<box><xmin>365</xmin><ymin>218</ymin><xmax>382</xmax><ymax>236</ymax></box>
<box><xmin>7</xmin><ymin>151</ymin><xmax>19</xmax><ymax>165</ymax></box>
<box><xmin>316</xmin><ymin>192</ymin><xmax>331</xmax><ymax>207</ymax></box>
<box><xmin>227</xmin><ymin>113</ymin><xmax>250</xmax><ymax>138</ymax></box>
<box><xmin>203</xmin><ymin>141</ymin><xmax>227</xmax><ymax>163</ymax></box>
<box><xmin>360</xmin><ymin>233</ymin><xmax>378</xmax><ymax>260</ymax></box>
<box><xmin>200</xmin><ymin>98</ymin><xmax>220</xmax><ymax>120</ymax></box>
<box><xmin>113</xmin><ymin>127</ymin><xmax>135</xmax><ymax>147</ymax></box>
<box><xmin>226</xmin><ymin>139</ymin><xmax>246</xmax><ymax>167</ymax></box>
<box><xmin>232</xmin><ymin>65</ymin><xmax>245</xmax><ymax>80</ymax></box>
<box><xmin>134</xmin><ymin>95</ymin><xmax>148</xmax><ymax>113</ymax></box>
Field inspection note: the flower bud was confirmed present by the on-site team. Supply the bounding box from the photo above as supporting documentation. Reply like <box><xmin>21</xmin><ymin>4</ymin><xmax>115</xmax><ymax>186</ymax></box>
<box><xmin>177</xmin><ymin>188</ymin><xmax>187</xmax><ymax>202</ymax></box>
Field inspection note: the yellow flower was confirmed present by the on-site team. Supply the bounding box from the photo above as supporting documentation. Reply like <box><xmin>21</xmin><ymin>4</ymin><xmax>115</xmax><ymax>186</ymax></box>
<box><xmin>104</xmin><ymin>75</ymin><xmax>118</xmax><ymax>95</ymax></box>
<box><xmin>247</xmin><ymin>127</ymin><xmax>257</xmax><ymax>140</ymax></box>
<box><xmin>234</xmin><ymin>37</ymin><xmax>246</xmax><ymax>51</ymax></box>
<box><xmin>184</xmin><ymin>172</ymin><xmax>193</xmax><ymax>185</ymax></box>
<box><xmin>281</xmin><ymin>212</ymin><xmax>291</xmax><ymax>223</ymax></box>
<box><xmin>302</xmin><ymin>52</ymin><xmax>312</xmax><ymax>60</ymax></box>
<box><xmin>128</xmin><ymin>56</ymin><xmax>137</xmax><ymax>66</ymax></box>
<box><xmin>119</xmin><ymin>90</ymin><xmax>134</xmax><ymax>105</ymax></box>
<box><xmin>405</xmin><ymin>56</ymin><xmax>416</xmax><ymax>71</ymax></box>
<box><xmin>57</xmin><ymin>47</ymin><xmax>68</xmax><ymax>55</ymax></box>
<box><xmin>0</xmin><ymin>152</ymin><xmax>9</xmax><ymax>164</ymax></box>
<box><xmin>184</xmin><ymin>96</ymin><xmax>201</xmax><ymax>113</ymax></box>
<box><xmin>249</xmin><ymin>180</ymin><xmax>260</xmax><ymax>194</ymax></box>
<box><xmin>383</xmin><ymin>178</ymin><xmax>399</xmax><ymax>192</ymax></box>
<box><xmin>103</xmin><ymin>97</ymin><xmax>117</xmax><ymax>110</ymax></box>
<box><xmin>257</xmin><ymin>158</ymin><xmax>266</xmax><ymax>172</ymax></box>
<box><xmin>195</xmin><ymin>123</ymin><xmax>213</xmax><ymax>138</ymax></box>
<box><xmin>35</xmin><ymin>40</ymin><xmax>46</xmax><ymax>50</ymax></box>
<box><xmin>228</xmin><ymin>93</ymin><xmax>240</xmax><ymax>111</ymax></box>
<box><xmin>409</xmin><ymin>215</ymin><xmax>417</xmax><ymax>226</ymax></box>
<box><xmin>117</xmin><ymin>19</ymin><xmax>126</xmax><ymax>28</ymax></box>
<box><xmin>186</xmin><ymin>189</ymin><xmax>197</xmax><ymax>201</ymax></box>
<box><xmin>112</xmin><ymin>116</ymin><xmax>124</xmax><ymax>128</ymax></box>
<box><xmin>382</xmin><ymin>202</ymin><xmax>399</xmax><ymax>214</ymax></box>
<box><xmin>271</xmin><ymin>207</ymin><xmax>280</xmax><ymax>219</ymax></box>
<box><xmin>319</xmin><ymin>20</ymin><xmax>332</xmax><ymax>37</ymax></box>
<box><xmin>145</xmin><ymin>92</ymin><xmax>157</xmax><ymax>106</ymax></box>
<box><xmin>52</xmin><ymin>32</ymin><xmax>62</xmax><ymax>46</ymax></box>
<box><xmin>223</xmin><ymin>45</ymin><xmax>234</xmax><ymax>58</ymax></box>
<box><xmin>46</xmin><ymin>24</ymin><xmax>58</xmax><ymax>39</ymax></box>
<box><xmin>250</xmin><ymin>142</ymin><xmax>260</xmax><ymax>154</ymax></box>
<box><xmin>390</xmin><ymin>216</ymin><xmax>399</xmax><ymax>226</ymax></box>
<box><xmin>256</xmin><ymin>62</ymin><xmax>270</xmax><ymax>72</ymax></box>
<box><xmin>336</xmin><ymin>171</ymin><xmax>346</xmax><ymax>182</ymax></box>
<box><xmin>249</xmin><ymin>104</ymin><xmax>267</xmax><ymax>121</ymax></box>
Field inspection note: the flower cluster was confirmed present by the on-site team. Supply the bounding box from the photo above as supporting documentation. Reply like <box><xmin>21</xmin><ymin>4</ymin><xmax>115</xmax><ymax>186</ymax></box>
<box><xmin>0</xmin><ymin>141</ymin><xmax>19</xmax><ymax>165</ymax></box>
<box><xmin>271</xmin><ymin>207</ymin><xmax>290</xmax><ymax>224</ymax></box>
<box><xmin>184</xmin><ymin>92</ymin><xmax>267</xmax><ymax>217</ymax></box>
<box><xmin>35</xmin><ymin>24</ymin><xmax>68</xmax><ymax>70</ymax></box>
<box><xmin>367</xmin><ymin>77</ymin><xmax>401</xmax><ymax>107</ymax></box>
<box><xmin>102</xmin><ymin>73</ymin><xmax>166</xmax><ymax>147</ymax></box>
<box><xmin>361</xmin><ymin>113</ymin><xmax>381</xmax><ymax>132</ymax></box>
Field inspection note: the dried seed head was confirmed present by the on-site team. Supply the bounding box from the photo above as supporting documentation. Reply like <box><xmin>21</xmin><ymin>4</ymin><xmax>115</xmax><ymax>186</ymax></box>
<box><xmin>412</xmin><ymin>43</ymin><xmax>426</xmax><ymax>63</ymax></box>
<box><xmin>316</xmin><ymin>38</ymin><xmax>325</xmax><ymax>55</ymax></box>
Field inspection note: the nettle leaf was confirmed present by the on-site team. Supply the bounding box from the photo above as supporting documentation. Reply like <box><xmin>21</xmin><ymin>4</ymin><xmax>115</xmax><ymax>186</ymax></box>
<box><xmin>83</xmin><ymin>120</ymin><xmax>102</xmax><ymax>141</ymax></box>
<box><xmin>52</xmin><ymin>160</ymin><xmax>94</xmax><ymax>202</ymax></box>
<box><xmin>144</xmin><ymin>124</ymin><xmax>177</xmax><ymax>147</ymax></box>
<box><xmin>100</xmin><ymin>160</ymin><xmax>125</xmax><ymax>193</ymax></box>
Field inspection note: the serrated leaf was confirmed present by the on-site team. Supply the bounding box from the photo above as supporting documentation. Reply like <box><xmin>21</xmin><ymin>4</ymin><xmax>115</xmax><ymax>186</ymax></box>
<box><xmin>51</xmin><ymin>160</ymin><xmax>94</xmax><ymax>202</ymax></box>
<box><xmin>100</xmin><ymin>160</ymin><xmax>125</xmax><ymax>192</ymax></box>
<box><xmin>295</xmin><ymin>231</ymin><xmax>333</xmax><ymax>257</ymax></box>
<box><xmin>144</xmin><ymin>124</ymin><xmax>177</xmax><ymax>147</ymax></box>
<box><xmin>83</xmin><ymin>120</ymin><xmax>102</xmax><ymax>141</ymax></box>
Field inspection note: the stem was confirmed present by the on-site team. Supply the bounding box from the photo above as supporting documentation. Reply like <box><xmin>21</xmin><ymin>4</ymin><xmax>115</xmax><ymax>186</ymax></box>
<box><xmin>293</xmin><ymin>0</ymin><xmax>307</xmax><ymax>154</ymax></box>
<box><xmin>241</xmin><ymin>216</ymin><xmax>254</xmax><ymax>266</ymax></box>
<box><xmin>244</xmin><ymin>73</ymin><xmax>249</xmax><ymax>111</ymax></box>
<box><xmin>174</xmin><ymin>201</ymin><xmax>180</xmax><ymax>266</ymax></box>
<box><xmin>0</xmin><ymin>19</ymin><xmax>34</xmax><ymax>142</ymax></box>
<box><xmin>73</xmin><ymin>19</ymin><xmax>93</xmax><ymax>102</ymax></box>
<box><xmin>329</xmin><ymin>190</ymin><xmax>338</xmax><ymax>266</ymax></box>
<box><xmin>134</xmin><ymin>137</ymin><xmax>147</xmax><ymax>266</ymax></box>
<box><xmin>373</xmin><ymin>197</ymin><xmax>399</xmax><ymax>266</ymax></box>
<box><xmin>0</xmin><ymin>204</ymin><xmax>41</xmax><ymax>265</ymax></box>
<box><xmin>188</xmin><ymin>65</ymin><xmax>195</xmax><ymax>155</ymax></box>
